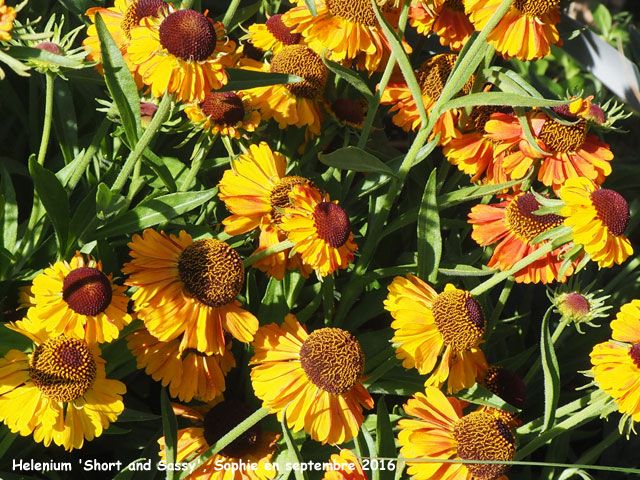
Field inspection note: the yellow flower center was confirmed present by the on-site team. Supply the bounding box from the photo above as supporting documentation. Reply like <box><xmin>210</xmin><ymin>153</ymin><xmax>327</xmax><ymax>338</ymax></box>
<box><xmin>453</xmin><ymin>411</ymin><xmax>516</xmax><ymax>480</ymax></box>
<box><xmin>325</xmin><ymin>0</ymin><xmax>377</xmax><ymax>26</ymax></box>
<box><xmin>590</xmin><ymin>189</ymin><xmax>630</xmax><ymax>237</ymax></box>
<box><xmin>265</xmin><ymin>14</ymin><xmax>301</xmax><ymax>45</ymax></box>
<box><xmin>629</xmin><ymin>344</ymin><xmax>640</xmax><ymax>368</ymax></box>
<box><xmin>269</xmin><ymin>176</ymin><xmax>309</xmax><ymax>223</ymax></box>
<box><xmin>177</xmin><ymin>239</ymin><xmax>245</xmax><ymax>307</ymax></box>
<box><xmin>513</xmin><ymin>0</ymin><xmax>559</xmax><ymax>16</ymax></box>
<box><xmin>505</xmin><ymin>193</ymin><xmax>563</xmax><ymax>243</ymax></box>
<box><xmin>313</xmin><ymin>202</ymin><xmax>351</xmax><ymax>248</ymax></box>
<box><xmin>200</xmin><ymin>91</ymin><xmax>245</xmax><ymax>126</ymax></box>
<box><xmin>483</xmin><ymin>366</ymin><xmax>526</xmax><ymax>409</ymax></box>
<box><xmin>538</xmin><ymin>117</ymin><xmax>587</xmax><ymax>153</ymax></box>
<box><xmin>417</xmin><ymin>54</ymin><xmax>473</xmax><ymax>102</ymax></box>
<box><xmin>159</xmin><ymin>9</ymin><xmax>216</xmax><ymax>61</ymax></box>
<box><xmin>270</xmin><ymin>45</ymin><xmax>328</xmax><ymax>98</ymax></box>
<box><xmin>330</xmin><ymin>98</ymin><xmax>365</xmax><ymax>126</ymax></box>
<box><xmin>557</xmin><ymin>292</ymin><xmax>590</xmax><ymax>319</ymax></box>
<box><xmin>29</xmin><ymin>336</ymin><xmax>97</xmax><ymax>402</ymax></box>
<box><xmin>62</xmin><ymin>266</ymin><xmax>113</xmax><ymax>316</ymax></box>
<box><xmin>432</xmin><ymin>288</ymin><xmax>485</xmax><ymax>352</ymax></box>
<box><xmin>121</xmin><ymin>0</ymin><xmax>168</xmax><ymax>39</ymax></box>
<box><xmin>299</xmin><ymin>327</ymin><xmax>364</xmax><ymax>394</ymax></box>
<box><xmin>203</xmin><ymin>402</ymin><xmax>260</xmax><ymax>457</ymax></box>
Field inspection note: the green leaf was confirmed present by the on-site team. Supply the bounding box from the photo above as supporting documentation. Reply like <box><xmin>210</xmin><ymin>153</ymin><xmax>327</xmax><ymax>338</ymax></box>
<box><xmin>592</xmin><ymin>3</ymin><xmax>612</xmax><ymax>37</ymax></box>
<box><xmin>281</xmin><ymin>408</ymin><xmax>309</xmax><ymax>480</ymax></box>
<box><xmin>304</xmin><ymin>0</ymin><xmax>317</xmax><ymax>16</ymax></box>
<box><xmin>322</xmin><ymin>55</ymin><xmax>374</xmax><ymax>101</ymax></box>
<box><xmin>441</xmin><ymin>91</ymin><xmax>569</xmax><ymax>111</ymax></box>
<box><xmin>116</xmin><ymin>408</ymin><xmax>161</xmax><ymax>423</ymax></box>
<box><xmin>457</xmin><ymin>384</ymin><xmax>520</xmax><ymax>413</ymax></box>
<box><xmin>437</xmin><ymin>177</ymin><xmax>525</xmax><ymax>209</ymax></box>
<box><xmin>218</xmin><ymin>68</ymin><xmax>303</xmax><ymax>92</ymax></box>
<box><xmin>7</xmin><ymin>45</ymin><xmax>86</xmax><ymax>69</ymax></box>
<box><xmin>319</xmin><ymin>147</ymin><xmax>395</xmax><ymax>176</ymax></box>
<box><xmin>225</xmin><ymin>0</ymin><xmax>261</xmax><ymax>33</ymax></box>
<box><xmin>28</xmin><ymin>157</ymin><xmax>70</xmax><ymax>255</ymax></box>
<box><xmin>1</xmin><ymin>168</ymin><xmax>18</xmax><ymax>253</ymax></box>
<box><xmin>142</xmin><ymin>148</ymin><xmax>178</xmax><ymax>192</ymax></box>
<box><xmin>541</xmin><ymin>307</ymin><xmax>560</xmax><ymax>432</ymax></box>
<box><xmin>376</xmin><ymin>399</ymin><xmax>396</xmax><ymax>480</ymax></box>
<box><xmin>417</xmin><ymin>169</ymin><xmax>441</xmax><ymax>283</ymax></box>
<box><xmin>483</xmin><ymin>66</ymin><xmax>544</xmax><ymax>98</ymax></box>
<box><xmin>160</xmin><ymin>388</ymin><xmax>178</xmax><ymax>480</ymax></box>
<box><xmin>94</xmin><ymin>189</ymin><xmax>217</xmax><ymax>238</ymax></box>
<box><xmin>95</xmin><ymin>12</ymin><xmax>142</xmax><ymax>146</ymax></box>
<box><xmin>52</xmin><ymin>80</ymin><xmax>79</xmax><ymax>165</ymax></box>
<box><xmin>96</xmin><ymin>182</ymin><xmax>127</xmax><ymax>221</ymax></box>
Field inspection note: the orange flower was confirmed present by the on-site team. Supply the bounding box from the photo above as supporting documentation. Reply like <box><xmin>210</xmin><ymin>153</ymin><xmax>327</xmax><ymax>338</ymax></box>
<box><xmin>410</xmin><ymin>0</ymin><xmax>473</xmax><ymax>51</ymax></box>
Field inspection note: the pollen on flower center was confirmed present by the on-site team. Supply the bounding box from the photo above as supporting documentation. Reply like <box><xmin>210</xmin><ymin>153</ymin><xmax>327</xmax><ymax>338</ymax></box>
<box><xmin>177</xmin><ymin>239</ymin><xmax>245</xmax><ymax>307</ymax></box>
<box><xmin>325</xmin><ymin>0</ymin><xmax>377</xmax><ymax>26</ymax></box>
<box><xmin>270</xmin><ymin>45</ymin><xmax>328</xmax><ymax>98</ymax></box>
<box><xmin>159</xmin><ymin>9</ymin><xmax>216</xmax><ymax>61</ymax></box>
<box><xmin>269</xmin><ymin>176</ymin><xmax>308</xmax><ymax>223</ymax></box>
<box><xmin>629</xmin><ymin>344</ymin><xmax>640</xmax><ymax>368</ymax></box>
<box><xmin>265</xmin><ymin>14</ymin><xmax>301</xmax><ymax>45</ymax></box>
<box><xmin>299</xmin><ymin>328</ymin><xmax>365</xmax><ymax>395</ymax></box>
<box><xmin>121</xmin><ymin>0</ymin><xmax>168</xmax><ymax>39</ymax></box>
<box><xmin>589</xmin><ymin>189</ymin><xmax>630</xmax><ymax>236</ymax></box>
<box><xmin>539</xmin><ymin>117</ymin><xmax>587</xmax><ymax>153</ymax></box>
<box><xmin>513</xmin><ymin>0</ymin><xmax>559</xmax><ymax>16</ymax></box>
<box><xmin>313</xmin><ymin>202</ymin><xmax>351</xmax><ymax>248</ymax></box>
<box><xmin>505</xmin><ymin>193</ymin><xmax>563</xmax><ymax>243</ymax></box>
<box><xmin>29</xmin><ymin>336</ymin><xmax>97</xmax><ymax>402</ymax></box>
<box><xmin>453</xmin><ymin>411</ymin><xmax>516</xmax><ymax>480</ymax></box>
<box><xmin>203</xmin><ymin>402</ymin><xmax>260</xmax><ymax>458</ymax></box>
<box><xmin>62</xmin><ymin>267</ymin><xmax>113</xmax><ymax>316</ymax></box>
<box><xmin>417</xmin><ymin>54</ymin><xmax>473</xmax><ymax>102</ymax></box>
<box><xmin>432</xmin><ymin>289</ymin><xmax>485</xmax><ymax>352</ymax></box>
<box><xmin>200</xmin><ymin>91</ymin><xmax>245</xmax><ymax>125</ymax></box>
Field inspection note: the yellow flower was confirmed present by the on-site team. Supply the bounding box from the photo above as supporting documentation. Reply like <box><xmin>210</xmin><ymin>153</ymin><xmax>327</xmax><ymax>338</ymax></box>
<box><xmin>0</xmin><ymin>0</ymin><xmax>18</xmax><ymax>42</ymax></box>
<box><xmin>184</xmin><ymin>90</ymin><xmax>261</xmax><ymax>138</ymax></box>
<box><xmin>410</xmin><ymin>0</ymin><xmax>474</xmax><ymax>52</ymax></box>
<box><xmin>560</xmin><ymin>177</ymin><xmax>633</xmax><ymax>268</ymax></box>
<box><xmin>250</xmin><ymin>314</ymin><xmax>374</xmax><ymax>445</ymax></box>
<box><xmin>323</xmin><ymin>449</ymin><xmax>368</xmax><ymax>480</ymax></box>
<box><xmin>384</xmin><ymin>276</ymin><xmax>488</xmax><ymax>393</ymax></box>
<box><xmin>27</xmin><ymin>252</ymin><xmax>133</xmax><ymax>345</ymax></box>
<box><xmin>0</xmin><ymin>316</ymin><xmax>125</xmax><ymax>451</ymax></box>
<box><xmin>122</xmin><ymin>229</ymin><xmax>258</xmax><ymax>355</ymax></box>
<box><xmin>246</xmin><ymin>14</ymin><xmax>303</xmax><ymax>54</ymax></box>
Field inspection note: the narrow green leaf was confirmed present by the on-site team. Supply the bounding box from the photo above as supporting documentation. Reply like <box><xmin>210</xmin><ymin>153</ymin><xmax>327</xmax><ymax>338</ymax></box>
<box><xmin>514</xmin><ymin>106</ymin><xmax>550</xmax><ymax>156</ymax></box>
<box><xmin>94</xmin><ymin>189</ymin><xmax>217</xmax><ymax>238</ymax></box>
<box><xmin>218</xmin><ymin>68</ymin><xmax>303</xmax><ymax>92</ymax></box>
<box><xmin>116</xmin><ymin>408</ymin><xmax>161</xmax><ymax>423</ymax></box>
<box><xmin>96</xmin><ymin>182</ymin><xmax>127</xmax><ymax>221</ymax></box>
<box><xmin>417</xmin><ymin>169</ymin><xmax>441</xmax><ymax>283</ymax></box>
<box><xmin>52</xmin><ymin>80</ymin><xmax>79</xmax><ymax>164</ymax></box>
<box><xmin>160</xmin><ymin>388</ymin><xmax>178</xmax><ymax>480</ymax></box>
<box><xmin>28</xmin><ymin>157</ymin><xmax>70</xmax><ymax>254</ymax></box>
<box><xmin>483</xmin><ymin>67</ymin><xmax>544</xmax><ymax>97</ymax></box>
<box><xmin>322</xmin><ymin>55</ymin><xmax>374</xmax><ymax>101</ymax></box>
<box><xmin>441</xmin><ymin>92</ymin><xmax>569</xmax><ymax>111</ymax></box>
<box><xmin>95</xmin><ymin>12</ymin><xmax>141</xmax><ymax>146</ymax></box>
<box><xmin>541</xmin><ymin>307</ymin><xmax>560</xmax><ymax>432</ymax></box>
<box><xmin>319</xmin><ymin>147</ymin><xmax>395</xmax><ymax>176</ymax></box>
<box><xmin>376</xmin><ymin>399</ymin><xmax>396</xmax><ymax>480</ymax></box>
<box><xmin>457</xmin><ymin>384</ymin><xmax>520</xmax><ymax>413</ymax></box>
<box><xmin>7</xmin><ymin>45</ymin><xmax>86</xmax><ymax>69</ymax></box>
<box><xmin>1</xmin><ymin>168</ymin><xmax>18</xmax><ymax>252</ymax></box>
<box><xmin>225</xmin><ymin>0</ymin><xmax>261</xmax><ymax>33</ymax></box>
<box><xmin>437</xmin><ymin>177</ymin><xmax>525</xmax><ymax>209</ymax></box>
<box><xmin>592</xmin><ymin>3</ymin><xmax>612</xmax><ymax>37</ymax></box>
<box><xmin>304</xmin><ymin>0</ymin><xmax>317</xmax><ymax>16</ymax></box>
<box><xmin>281</xmin><ymin>408</ymin><xmax>308</xmax><ymax>480</ymax></box>
<box><xmin>142</xmin><ymin>148</ymin><xmax>178</xmax><ymax>192</ymax></box>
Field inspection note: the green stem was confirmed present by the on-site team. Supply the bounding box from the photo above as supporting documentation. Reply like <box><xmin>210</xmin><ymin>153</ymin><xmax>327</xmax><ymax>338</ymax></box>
<box><xmin>37</xmin><ymin>72</ymin><xmax>55</xmax><ymax>166</ymax></box>
<box><xmin>180</xmin><ymin>135</ymin><xmax>216</xmax><ymax>192</ymax></box>
<box><xmin>66</xmin><ymin>118</ymin><xmax>111</xmax><ymax>190</ymax></box>
<box><xmin>243</xmin><ymin>240</ymin><xmax>295</xmax><ymax>268</ymax></box>
<box><xmin>322</xmin><ymin>274</ymin><xmax>335</xmax><ymax>325</ymax></box>
<box><xmin>221</xmin><ymin>0</ymin><xmax>242</xmax><ymax>27</ymax></box>
<box><xmin>110</xmin><ymin>93</ymin><xmax>172</xmax><ymax>195</ymax></box>
<box><xmin>523</xmin><ymin>317</ymin><xmax>569</xmax><ymax>384</ymax></box>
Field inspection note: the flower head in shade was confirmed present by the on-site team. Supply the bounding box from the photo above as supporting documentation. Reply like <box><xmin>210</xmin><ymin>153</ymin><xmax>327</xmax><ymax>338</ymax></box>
<box><xmin>591</xmin><ymin>299</ymin><xmax>640</xmax><ymax>422</ymax></box>
<box><xmin>410</xmin><ymin>0</ymin><xmax>473</xmax><ymax>52</ymax></box>
<box><xmin>324</xmin><ymin>97</ymin><xmax>367</xmax><ymax>130</ymax></box>
<box><xmin>398</xmin><ymin>386</ymin><xmax>517</xmax><ymax>480</ymax></box>
<box><xmin>250</xmin><ymin>314</ymin><xmax>374</xmax><ymax>445</ymax></box>
<box><xmin>26</xmin><ymin>252</ymin><xmax>133</xmax><ymax>345</ymax></box>
<box><xmin>384</xmin><ymin>276</ymin><xmax>488</xmax><ymax>393</ymax></box>
<box><xmin>159</xmin><ymin>400</ymin><xmax>280</xmax><ymax>480</ymax></box>
<box><xmin>0</xmin><ymin>316</ymin><xmax>125</xmax><ymax>451</ymax></box>
<box><xmin>559</xmin><ymin>177</ymin><xmax>632</xmax><ymax>268</ymax></box>
<box><xmin>127</xmin><ymin>328</ymin><xmax>235</xmax><ymax>402</ymax></box>
<box><xmin>468</xmin><ymin>191</ymin><xmax>575</xmax><ymax>284</ymax></box>
<box><xmin>122</xmin><ymin>229</ymin><xmax>258</xmax><ymax>355</ymax></box>
<box><xmin>480</xmin><ymin>366</ymin><xmax>526</xmax><ymax>428</ymax></box>
<box><xmin>323</xmin><ymin>449</ymin><xmax>368</xmax><ymax>480</ymax></box>
<box><xmin>464</xmin><ymin>0</ymin><xmax>561</xmax><ymax>60</ymax></box>
<box><xmin>127</xmin><ymin>8</ymin><xmax>235</xmax><ymax>102</ymax></box>
<box><xmin>279</xmin><ymin>183</ymin><xmax>358</xmax><ymax>277</ymax></box>
<box><xmin>184</xmin><ymin>90</ymin><xmax>261</xmax><ymax>138</ymax></box>
<box><xmin>246</xmin><ymin>14</ymin><xmax>303</xmax><ymax>54</ymax></box>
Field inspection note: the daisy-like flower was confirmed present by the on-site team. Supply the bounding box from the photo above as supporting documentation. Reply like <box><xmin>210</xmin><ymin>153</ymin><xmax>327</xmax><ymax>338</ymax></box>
<box><xmin>246</xmin><ymin>14</ymin><xmax>302</xmax><ymax>54</ymax></box>
<box><xmin>468</xmin><ymin>192</ymin><xmax>574</xmax><ymax>284</ymax></box>
<box><xmin>410</xmin><ymin>0</ymin><xmax>473</xmax><ymax>52</ymax></box>
<box><xmin>0</xmin><ymin>0</ymin><xmax>18</xmax><ymax>42</ymax></box>
<box><xmin>26</xmin><ymin>252</ymin><xmax>133</xmax><ymax>344</ymax></box>
<box><xmin>464</xmin><ymin>0</ymin><xmax>562</xmax><ymax>60</ymax></box>
<box><xmin>380</xmin><ymin>53</ymin><xmax>473</xmax><ymax>144</ymax></box>
<box><xmin>250</xmin><ymin>314</ymin><xmax>374</xmax><ymax>445</ymax></box>
<box><xmin>384</xmin><ymin>276</ymin><xmax>488</xmax><ymax>393</ymax></box>
<box><xmin>184</xmin><ymin>90</ymin><xmax>261</xmax><ymax>139</ymax></box>
<box><xmin>279</xmin><ymin>183</ymin><xmax>358</xmax><ymax>277</ymax></box>
<box><xmin>158</xmin><ymin>401</ymin><xmax>280</xmax><ymax>480</ymax></box>
<box><xmin>591</xmin><ymin>300</ymin><xmax>640</xmax><ymax>422</ymax></box>
<box><xmin>122</xmin><ymin>229</ymin><xmax>258</xmax><ymax>355</ymax></box>
<box><xmin>0</xmin><ymin>316</ymin><xmax>125</xmax><ymax>451</ymax></box>
<box><xmin>324</xmin><ymin>449</ymin><xmax>368</xmax><ymax>480</ymax></box>
<box><xmin>324</xmin><ymin>97</ymin><xmax>367</xmax><ymax>130</ymax></box>
<box><xmin>559</xmin><ymin>177</ymin><xmax>633</xmax><ymax>268</ymax></box>
<box><xmin>398</xmin><ymin>386</ymin><xmax>517</xmax><ymax>480</ymax></box>
<box><xmin>243</xmin><ymin>44</ymin><xmax>327</xmax><ymax>135</ymax></box>
<box><xmin>126</xmin><ymin>328</ymin><xmax>235</xmax><ymax>402</ymax></box>
<box><xmin>283</xmin><ymin>0</ymin><xmax>407</xmax><ymax>73</ymax></box>
<box><xmin>127</xmin><ymin>8</ymin><xmax>235</xmax><ymax>102</ymax></box>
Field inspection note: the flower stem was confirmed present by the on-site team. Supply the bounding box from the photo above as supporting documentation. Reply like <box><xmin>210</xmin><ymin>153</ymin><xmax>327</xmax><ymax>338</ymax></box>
<box><xmin>222</xmin><ymin>0</ymin><xmax>242</xmax><ymax>27</ymax></box>
<box><xmin>179</xmin><ymin>135</ymin><xmax>216</xmax><ymax>192</ymax></box>
<box><xmin>66</xmin><ymin>118</ymin><xmax>111</xmax><ymax>190</ymax></box>
<box><xmin>36</xmin><ymin>72</ymin><xmax>55</xmax><ymax>166</ymax></box>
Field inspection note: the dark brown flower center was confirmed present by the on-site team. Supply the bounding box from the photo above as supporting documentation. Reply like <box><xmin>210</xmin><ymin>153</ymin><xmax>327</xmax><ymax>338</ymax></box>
<box><xmin>483</xmin><ymin>366</ymin><xmax>526</xmax><ymax>409</ymax></box>
<box><xmin>330</xmin><ymin>98</ymin><xmax>365</xmax><ymax>126</ymax></box>
<box><xmin>513</xmin><ymin>0</ymin><xmax>559</xmax><ymax>16</ymax></box>
<box><xmin>29</xmin><ymin>336</ymin><xmax>97</xmax><ymax>402</ymax></box>
<box><xmin>200</xmin><ymin>91</ymin><xmax>245</xmax><ymax>126</ymax></box>
<box><xmin>269</xmin><ymin>176</ymin><xmax>309</xmax><ymax>224</ymax></box>
<box><xmin>454</xmin><ymin>412</ymin><xmax>516</xmax><ymax>480</ymax></box>
<box><xmin>270</xmin><ymin>45</ymin><xmax>327</xmax><ymax>98</ymax></box>
<box><xmin>539</xmin><ymin>117</ymin><xmax>587</xmax><ymax>153</ymax></box>
<box><xmin>505</xmin><ymin>193</ymin><xmax>563</xmax><ymax>243</ymax></box>
<box><xmin>265</xmin><ymin>14</ymin><xmax>301</xmax><ymax>45</ymax></box>
<box><xmin>432</xmin><ymin>289</ymin><xmax>485</xmax><ymax>352</ymax></box>
<box><xmin>121</xmin><ymin>0</ymin><xmax>168</xmax><ymax>39</ymax></box>
<box><xmin>417</xmin><ymin>54</ymin><xmax>473</xmax><ymax>103</ymax></box>
<box><xmin>469</xmin><ymin>105</ymin><xmax>500</xmax><ymax>134</ymax></box>
<box><xmin>177</xmin><ymin>239</ymin><xmax>244</xmax><ymax>307</ymax></box>
<box><xmin>444</xmin><ymin>0</ymin><xmax>465</xmax><ymax>12</ymax></box>
<box><xmin>62</xmin><ymin>267</ymin><xmax>113</xmax><ymax>316</ymax></box>
<box><xmin>629</xmin><ymin>343</ymin><xmax>640</xmax><ymax>368</ymax></box>
<box><xmin>325</xmin><ymin>0</ymin><xmax>377</xmax><ymax>26</ymax></box>
<box><xmin>203</xmin><ymin>402</ymin><xmax>261</xmax><ymax>458</ymax></box>
<box><xmin>590</xmin><ymin>189</ymin><xmax>630</xmax><ymax>237</ymax></box>
<box><xmin>299</xmin><ymin>328</ymin><xmax>365</xmax><ymax>394</ymax></box>
<box><xmin>313</xmin><ymin>202</ymin><xmax>351</xmax><ymax>248</ymax></box>
<box><xmin>159</xmin><ymin>9</ymin><xmax>216</xmax><ymax>61</ymax></box>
